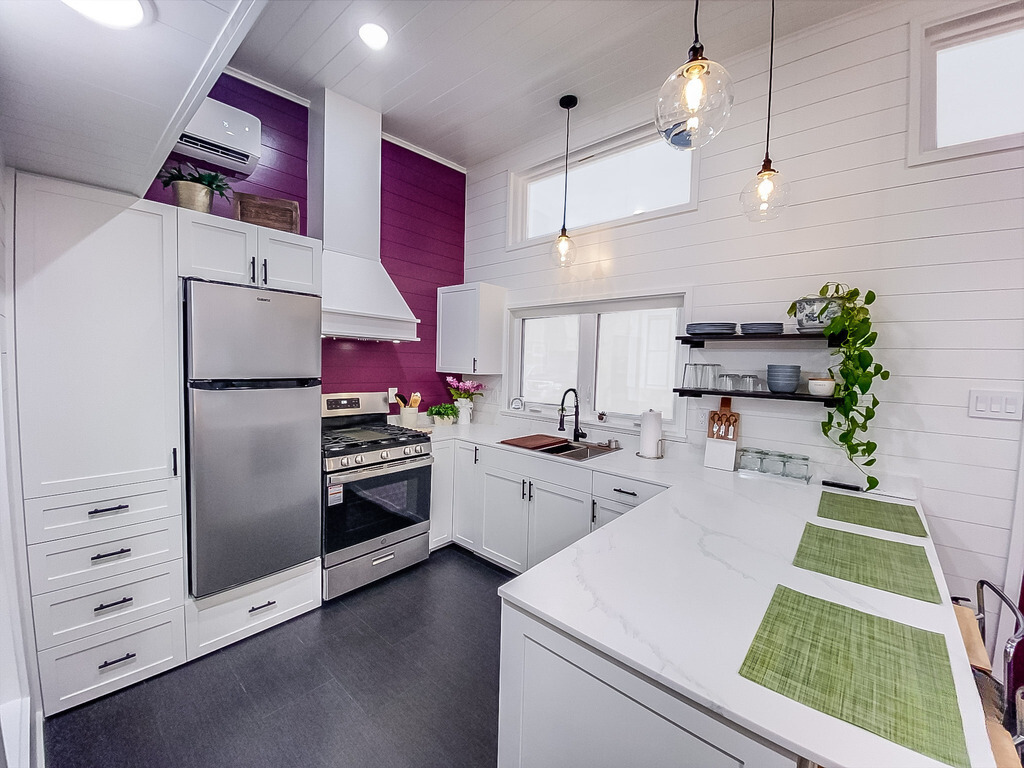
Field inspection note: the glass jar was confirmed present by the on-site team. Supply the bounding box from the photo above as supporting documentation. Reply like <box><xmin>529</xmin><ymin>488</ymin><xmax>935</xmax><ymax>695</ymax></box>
<box><xmin>737</xmin><ymin>448</ymin><xmax>764</xmax><ymax>472</ymax></box>
<box><xmin>783</xmin><ymin>454</ymin><xmax>811</xmax><ymax>482</ymax></box>
<box><xmin>762</xmin><ymin>451</ymin><xmax>787</xmax><ymax>475</ymax></box>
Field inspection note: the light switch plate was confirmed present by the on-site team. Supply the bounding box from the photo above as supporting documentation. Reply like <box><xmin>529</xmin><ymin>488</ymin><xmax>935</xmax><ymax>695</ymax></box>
<box><xmin>969</xmin><ymin>389</ymin><xmax>1023</xmax><ymax>420</ymax></box>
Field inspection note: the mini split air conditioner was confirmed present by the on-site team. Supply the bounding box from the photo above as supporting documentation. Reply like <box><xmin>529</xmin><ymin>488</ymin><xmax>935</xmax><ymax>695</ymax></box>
<box><xmin>174</xmin><ymin>98</ymin><xmax>262</xmax><ymax>176</ymax></box>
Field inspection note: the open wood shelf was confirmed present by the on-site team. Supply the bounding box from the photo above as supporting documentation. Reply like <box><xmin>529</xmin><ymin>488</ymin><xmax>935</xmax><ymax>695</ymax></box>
<box><xmin>676</xmin><ymin>332</ymin><xmax>841</xmax><ymax>348</ymax></box>
<box><xmin>673</xmin><ymin>387</ymin><xmax>840</xmax><ymax>407</ymax></box>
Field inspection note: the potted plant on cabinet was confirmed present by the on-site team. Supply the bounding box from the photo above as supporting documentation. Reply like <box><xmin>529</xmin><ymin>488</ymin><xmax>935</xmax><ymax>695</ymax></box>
<box><xmin>788</xmin><ymin>283</ymin><xmax>890</xmax><ymax>491</ymax></box>
<box><xmin>446</xmin><ymin>376</ymin><xmax>485</xmax><ymax>424</ymax></box>
<box><xmin>157</xmin><ymin>162</ymin><xmax>231</xmax><ymax>214</ymax></box>
<box><xmin>427</xmin><ymin>402</ymin><xmax>459</xmax><ymax>426</ymax></box>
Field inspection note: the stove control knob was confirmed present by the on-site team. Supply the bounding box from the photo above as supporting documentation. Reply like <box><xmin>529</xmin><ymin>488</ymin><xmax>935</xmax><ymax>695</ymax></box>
<box><xmin>403</xmin><ymin>447</ymin><xmax>413</xmax><ymax>456</ymax></box>
<box><xmin>354</xmin><ymin>455</ymin><xmax>364</xmax><ymax>465</ymax></box>
<box><xmin>380</xmin><ymin>450</ymin><xmax>390</xmax><ymax>460</ymax></box>
<box><xmin>340</xmin><ymin>457</ymin><xmax>350</xmax><ymax>467</ymax></box>
<box><xmin>414</xmin><ymin>445</ymin><xmax>424</xmax><ymax>454</ymax></box>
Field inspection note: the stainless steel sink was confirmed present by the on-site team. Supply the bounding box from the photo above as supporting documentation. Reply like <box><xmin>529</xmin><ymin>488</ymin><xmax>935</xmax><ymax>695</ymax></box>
<box><xmin>537</xmin><ymin>440</ymin><xmax>620</xmax><ymax>462</ymax></box>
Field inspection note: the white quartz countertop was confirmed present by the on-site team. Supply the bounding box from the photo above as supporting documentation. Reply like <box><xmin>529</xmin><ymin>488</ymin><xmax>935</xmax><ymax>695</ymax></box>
<box><xmin>436</xmin><ymin>423</ymin><xmax>994</xmax><ymax>768</ymax></box>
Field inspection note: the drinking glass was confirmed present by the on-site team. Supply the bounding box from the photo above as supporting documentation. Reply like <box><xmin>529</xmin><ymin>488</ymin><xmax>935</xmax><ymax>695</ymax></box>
<box><xmin>683</xmin><ymin>363</ymin><xmax>704</xmax><ymax>389</ymax></box>
<box><xmin>701</xmin><ymin>364</ymin><xmax>722</xmax><ymax>390</ymax></box>
<box><xmin>740</xmin><ymin>374</ymin><xmax>760</xmax><ymax>392</ymax></box>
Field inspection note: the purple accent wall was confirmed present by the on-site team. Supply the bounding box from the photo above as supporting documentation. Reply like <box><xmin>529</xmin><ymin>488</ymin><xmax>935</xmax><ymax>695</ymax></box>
<box><xmin>321</xmin><ymin>140</ymin><xmax>466</xmax><ymax>412</ymax></box>
<box><xmin>144</xmin><ymin>74</ymin><xmax>309</xmax><ymax>235</ymax></box>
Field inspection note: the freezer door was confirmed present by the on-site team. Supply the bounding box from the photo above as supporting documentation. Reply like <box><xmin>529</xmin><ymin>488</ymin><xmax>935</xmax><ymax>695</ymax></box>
<box><xmin>188</xmin><ymin>383</ymin><xmax>321</xmax><ymax>598</ymax></box>
<box><xmin>186</xmin><ymin>279</ymin><xmax>321</xmax><ymax>380</ymax></box>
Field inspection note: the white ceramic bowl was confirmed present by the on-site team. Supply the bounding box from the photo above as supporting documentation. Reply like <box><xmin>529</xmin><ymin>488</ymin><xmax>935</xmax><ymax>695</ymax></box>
<box><xmin>807</xmin><ymin>378</ymin><xmax>836</xmax><ymax>397</ymax></box>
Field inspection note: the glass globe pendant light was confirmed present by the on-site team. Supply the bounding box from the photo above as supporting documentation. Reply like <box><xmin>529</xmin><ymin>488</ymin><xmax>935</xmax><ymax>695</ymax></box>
<box><xmin>740</xmin><ymin>0</ymin><xmax>790</xmax><ymax>221</ymax></box>
<box><xmin>655</xmin><ymin>0</ymin><xmax>734</xmax><ymax>150</ymax></box>
<box><xmin>551</xmin><ymin>95</ymin><xmax>578</xmax><ymax>268</ymax></box>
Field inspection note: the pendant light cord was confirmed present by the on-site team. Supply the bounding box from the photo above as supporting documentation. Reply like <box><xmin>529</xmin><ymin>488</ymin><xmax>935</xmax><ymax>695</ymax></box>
<box><xmin>763</xmin><ymin>0</ymin><xmax>775</xmax><ymax>166</ymax></box>
<box><xmin>693</xmin><ymin>0</ymin><xmax>700</xmax><ymax>45</ymax></box>
<box><xmin>561</xmin><ymin>105</ymin><xmax>570</xmax><ymax>232</ymax></box>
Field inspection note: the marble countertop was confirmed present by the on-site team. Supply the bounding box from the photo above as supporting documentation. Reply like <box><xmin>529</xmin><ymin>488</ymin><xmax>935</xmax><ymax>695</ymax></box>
<box><xmin>433</xmin><ymin>421</ymin><xmax>995</xmax><ymax>768</ymax></box>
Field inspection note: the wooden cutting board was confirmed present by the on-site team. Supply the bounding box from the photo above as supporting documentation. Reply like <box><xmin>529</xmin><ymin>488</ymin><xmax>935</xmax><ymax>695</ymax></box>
<box><xmin>500</xmin><ymin>434</ymin><xmax>569</xmax><ymax>451</ymax></box>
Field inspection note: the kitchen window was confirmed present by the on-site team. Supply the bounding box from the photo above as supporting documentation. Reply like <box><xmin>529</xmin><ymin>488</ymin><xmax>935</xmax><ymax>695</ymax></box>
<box><xmin>909</xmin><ymin>2</ymin><xmax>1024</xmax><ymax>166</ymax></box>
<box><xmin>511</xmin><ymin>295</ymin><xmax>685</xmax><ymax>431</ymax></box>
<box><xmin>507</xmin><ymin>126</ymin><xmax>698</xmax><ymax>247</ymax></box>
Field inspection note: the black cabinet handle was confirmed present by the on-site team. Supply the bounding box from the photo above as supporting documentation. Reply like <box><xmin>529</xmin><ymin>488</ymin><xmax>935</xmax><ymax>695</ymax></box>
<box><xmin>474</xmin><ymin>446</ymin><xmax>479</xmax><ymax>464</ymax></box>
<box><xmin>472</xmin><ymin>357</ymin><xmax>477</xmax><ymax>373</ymax></box>
<box><xmin>172</xmin><ymin>447</ymin><xmax>178</xmax><ymax>476</ymax></box>
<box><xmin>249</xmin><ymin>600</ymin><xmax>276</xmax><ymax>614</ymax></box>
<box><xmin>521</xmin><ymin>479</ymin><xmax>527</xmax><ymax>500</ymax></box>
<box><xmin>98</xmin><ymin>652</ymin><xmax>136</xmax><ymax>670</ymax></box>
<box><xmin>591</xmin><ymin>499</ymin><xmax>597</xmax><ymax>525</ymax></box>
<box><xmin>88</xmin><ymin>504</ymin><xmax>129</xmax><ymax>517</ymax></box>
<box><xmin>528</xmin><ymin>481</ymin><xmax>533</xmax><ymax>501</ymax></box>
<box><xmin>261</xmin><ymin>258</ymin><xmax>268</xmax><ymax>284</ymax></box>
<box><xmin>95</xmin><ymin>596</ymin><xmax>133</xmax><ymax>613</ymax></box>
<box><xmin>612</xmin><ymin>488</ymin><xmax>638</xmax><ymax>497</ymax></box>
<box><xmin>249</xmin><ymin>256</ymin><xmax>256</xmax><ymax>283</ymax></box>
<box><xmin>91</xmin><ymin>547</ymin><xmax>131</xmax><ymax>562</ymax></box>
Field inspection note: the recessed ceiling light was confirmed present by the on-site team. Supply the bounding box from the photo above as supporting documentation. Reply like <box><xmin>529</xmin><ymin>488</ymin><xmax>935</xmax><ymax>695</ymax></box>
<box><xmin>358</xmin><ymin>23</ymin><xmax>389</xmax><ymax>51</ymax></box>
<box><xmin>61</xmin><ymin>0</ymin><xmax>154</xmax><ymax>29</ymax></box>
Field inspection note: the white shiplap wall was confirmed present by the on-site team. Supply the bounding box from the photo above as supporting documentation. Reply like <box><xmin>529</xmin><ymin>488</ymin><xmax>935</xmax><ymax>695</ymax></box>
<box><xmin>462</xmin><ymin>1</ymin><xmax>1024</xmax><ymax>599</ymax></box>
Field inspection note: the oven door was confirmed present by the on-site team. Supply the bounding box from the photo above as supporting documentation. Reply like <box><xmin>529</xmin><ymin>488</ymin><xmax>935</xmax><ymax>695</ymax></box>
<box><xmin>323</xmin><ymin>455</ymin><xmax>433</xmax><ymax>567</ymax></box>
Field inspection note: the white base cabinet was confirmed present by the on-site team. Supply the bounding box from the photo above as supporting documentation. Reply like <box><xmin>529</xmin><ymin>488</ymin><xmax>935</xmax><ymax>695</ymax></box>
<box><xmin>429</xmin><ymin>440</ymin><xmax>454</xmax><ymax>549</ymax></box>
<box><xmin>498</xmin><ymin>603</ymin><xmax>798</xmax><ymax>768</ymax></box>
<box><xmin>452</xmin><ymin>442</ymin><xmax>483</xmax><ymax>550</ymax></box>
<box><xmin>527</xmin><ymin>480</ymin><xmax>592</xmax><ymax>569</ymax></box>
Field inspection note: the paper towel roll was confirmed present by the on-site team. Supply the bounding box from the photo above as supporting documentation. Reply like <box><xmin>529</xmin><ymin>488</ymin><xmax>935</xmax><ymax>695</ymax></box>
<box><xmin>639</xmin><ymin>409</ymin><xmax>663</xmax><ymax>458</ymax></box>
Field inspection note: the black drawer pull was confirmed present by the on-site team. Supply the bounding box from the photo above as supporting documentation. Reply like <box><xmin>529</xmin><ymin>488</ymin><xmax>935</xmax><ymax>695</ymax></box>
<box><xmin>98</xmin><ymin>652</ymin><xmax>136</xmax><ymax>670</ymax></box>
<box><xmin>88</xmin><ymin>504</ymin><xmax>129</xmax><ymax>517</ymax></box>
<box><xmin>612</xmin><ymin>488</ymin><xmax>638</xmax><ymax>497</ymax></box>
<box><xmin>95</xmin><ymin>596</ymin><xmax>133</xmax><ymax>613</ymax></box>
<box><xmin>249</xmin><ymin>600</ymin><xmax>276</xmax><ymax>613</ymax></box>
<box><xmin>91</xmin><ymin>547</ymin><xmax>131</xmax><ymax>562</ymax></box>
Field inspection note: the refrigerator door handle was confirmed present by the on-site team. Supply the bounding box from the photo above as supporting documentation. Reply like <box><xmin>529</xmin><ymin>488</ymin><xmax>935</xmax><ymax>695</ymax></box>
<box><xmin>262</xmin><ymin>258</ymin><xmax>268</xmax><ymax>285</ymax></box>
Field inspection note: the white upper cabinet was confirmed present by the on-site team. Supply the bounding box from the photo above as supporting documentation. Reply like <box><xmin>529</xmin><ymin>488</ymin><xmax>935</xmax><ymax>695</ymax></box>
<box><xmin>178</xmin><ymin>209</ymin><xmax>322</xmax><ymax>296</ymax></box>
<box><xmin>436</xmin><ymin>282</ymin><xmax>506</xmax><ymax>375</ymax></box>
<box><xmin>15</xmin><ymin>175</ymin><xmax>181</xmax><ymax>499</ymax></box>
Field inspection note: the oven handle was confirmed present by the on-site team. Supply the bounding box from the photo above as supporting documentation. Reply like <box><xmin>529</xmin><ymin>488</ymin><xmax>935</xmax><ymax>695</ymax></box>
<box><xmin>328</xmin><ymin>454</ymin><xmax>434</xmax><ymax>485</ymax></box>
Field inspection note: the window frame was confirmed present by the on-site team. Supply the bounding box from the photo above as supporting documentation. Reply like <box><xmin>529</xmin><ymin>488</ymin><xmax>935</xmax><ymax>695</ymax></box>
<box><xmin>506</xmin><ymin>124</ymin><xmax>700</xmax><ymax>251</ymax></box>
<box><xmin>504</xmin><ymin>292</ymin><xmax>690</xmax><ymax>436</ymax></box>
<box><xmin>908</xmin><ymin>2</ymin><xmax>1024</xmax><ymax>167</ymax></box>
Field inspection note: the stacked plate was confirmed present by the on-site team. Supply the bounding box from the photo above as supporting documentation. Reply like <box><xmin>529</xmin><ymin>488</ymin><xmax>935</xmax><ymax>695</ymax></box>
<box><xmin>740</xmin><ymin>322</ymin><xmax>784</xmax><ymax>335</ymax></box>
<box><xmin>686</xmin><ymin>322</ymin><xmax>736</xmax><ymax>336</ymax></box>
<box><xmin>766</xmin><ymin>364</ymin><xmax>801</xmax><ymax>394</ymax></box>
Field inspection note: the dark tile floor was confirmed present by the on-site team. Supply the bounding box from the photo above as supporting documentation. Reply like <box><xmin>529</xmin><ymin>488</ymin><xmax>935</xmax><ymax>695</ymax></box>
<box><xmin>45</xmin><ymin>546</ymin><xmax>513</xmax><ymax>768</ymax></box>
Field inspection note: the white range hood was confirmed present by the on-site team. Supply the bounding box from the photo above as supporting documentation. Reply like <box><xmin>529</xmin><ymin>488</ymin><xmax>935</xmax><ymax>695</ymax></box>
<box><xmin>309</xmin><ymin>90</ymin><xmax>420</xmax><ymax>342</ymax></box>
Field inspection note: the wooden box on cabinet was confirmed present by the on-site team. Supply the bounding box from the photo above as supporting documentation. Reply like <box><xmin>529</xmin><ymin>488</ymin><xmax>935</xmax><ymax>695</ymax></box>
<box><xmin>436</xmin><ymin>282</ymin><xmax>506</xmax><ymax>374</ymax></box>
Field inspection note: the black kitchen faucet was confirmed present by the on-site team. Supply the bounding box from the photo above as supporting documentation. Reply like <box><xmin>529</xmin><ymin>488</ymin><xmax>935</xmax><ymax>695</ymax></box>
<box><xmin>557</xmin><ymin>388</ymin><xmax>588</xmax><ymax>442</ymax></box>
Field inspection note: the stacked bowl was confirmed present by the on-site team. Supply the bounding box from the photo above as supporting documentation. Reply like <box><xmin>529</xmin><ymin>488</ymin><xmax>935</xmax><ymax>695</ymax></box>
<box><xmin>766</xmin><ymin>364</ymin><xmax>801</xmax><ymax>393</ymax></box>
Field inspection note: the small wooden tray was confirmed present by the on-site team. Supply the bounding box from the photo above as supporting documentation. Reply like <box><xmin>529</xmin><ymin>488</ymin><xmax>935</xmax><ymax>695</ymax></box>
<box><xmin>232</xmin><ymin>192</ymin><xmax>300</xmax><ymax>233</ymax></box>
<box><xmin>500</xmin><ymin>434</ymin><xmax>569</xmax><ymax>451</ymax></box>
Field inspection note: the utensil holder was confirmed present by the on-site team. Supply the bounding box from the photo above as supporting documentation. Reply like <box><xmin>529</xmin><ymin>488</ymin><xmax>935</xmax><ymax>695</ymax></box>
<box><xmin>399</xmin><ymin>407</ymin><xmax>419</xmax><ymax>427</ymax></box>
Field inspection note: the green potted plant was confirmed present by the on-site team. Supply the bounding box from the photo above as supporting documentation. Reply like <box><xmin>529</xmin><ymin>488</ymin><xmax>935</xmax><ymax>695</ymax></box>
<box><xmin>427</xmin><ymin>402</ymin><xmax>459</xmax><ymax>426</ymax></box>
<box><xmin>789</xmin><ymin>283</ymin><xmax>890</xmax><ymax>491</ymax></box>
<box><xmin>157</xmin><ymin>162</ymin><xmax>231</xmax><ymax>214</ymax></box>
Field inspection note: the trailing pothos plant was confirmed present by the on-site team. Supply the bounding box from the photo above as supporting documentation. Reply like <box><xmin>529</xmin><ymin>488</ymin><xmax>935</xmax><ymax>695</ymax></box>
<box><xmin>788</xmin><ymin>283</ymin><xmax>890</xmax><ymax>491</ymax></box>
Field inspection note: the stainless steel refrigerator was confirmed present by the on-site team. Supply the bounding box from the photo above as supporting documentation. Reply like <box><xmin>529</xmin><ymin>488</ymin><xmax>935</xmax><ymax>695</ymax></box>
<box><xmin>184</xmin><ymin>279</ymin><xmax>322</xmax><ymax>598</ymax></box>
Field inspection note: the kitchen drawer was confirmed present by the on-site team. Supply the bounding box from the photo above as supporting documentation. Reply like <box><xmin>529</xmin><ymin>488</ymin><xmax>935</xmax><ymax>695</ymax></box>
<box><xmin>24</xmin><ymin>478</ymin><xmax>182</xmax><ymax>545</ymax></box>
<box><xmin>33</xmin><ymin>559</ymin><xmax>184</xmax><ymax>650</ymax></box>
<box><xmin>592</xmin><ymin>473</ymin><xmax>667</xmax><ymax>506</ymax></box>
<box><xmin>184</xmin><ymin>558</ymin><xmax>320</xmax><ymax>659</ymax></box>
<box><xmin>38</xmin><ymin>607</ymin><xmax>185</xmax><ymax>716</ymax></box>
<box><xmin>28</xmin><ymin>518</ymin><xmax>183</xmax><ymax>595</ymax></box>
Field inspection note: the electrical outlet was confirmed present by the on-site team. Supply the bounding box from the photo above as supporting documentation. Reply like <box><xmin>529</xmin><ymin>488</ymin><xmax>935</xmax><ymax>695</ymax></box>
<box><xmin>697</xmin><ymin>409</ymin><xmax>709</xmax><ymax>428</ymax></box>
<box><xmin>387</xmin><ymin>387</ymin><xmax>398</xmax><ymax>403</ymax></box>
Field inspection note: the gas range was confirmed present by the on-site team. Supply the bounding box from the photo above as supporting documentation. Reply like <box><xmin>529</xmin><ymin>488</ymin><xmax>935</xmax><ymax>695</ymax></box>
<box><xmin>321</xmin><ymin>392</ymin><xmax>431</xmax><ymax>472</ymax></box>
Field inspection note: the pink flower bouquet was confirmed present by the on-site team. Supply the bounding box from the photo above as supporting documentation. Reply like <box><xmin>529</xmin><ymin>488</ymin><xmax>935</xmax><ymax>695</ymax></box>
<box><xmin>446</xmin><ymin>376</ymin><xmax>485</xmax><ymax>401</ymax></box>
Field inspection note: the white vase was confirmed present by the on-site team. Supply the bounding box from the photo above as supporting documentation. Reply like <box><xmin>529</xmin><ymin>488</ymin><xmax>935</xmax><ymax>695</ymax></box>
<box><xmin>456</xmin><ymin>399</ymin><xmax>473</xmax><ymax>425</ymax></box>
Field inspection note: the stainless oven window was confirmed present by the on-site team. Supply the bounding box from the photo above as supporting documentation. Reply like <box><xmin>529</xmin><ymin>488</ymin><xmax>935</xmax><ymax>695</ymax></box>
<box><xmin>324</xmin><ymin>461</ymin><xmax>432</xmax><ymax>555</ymax></box>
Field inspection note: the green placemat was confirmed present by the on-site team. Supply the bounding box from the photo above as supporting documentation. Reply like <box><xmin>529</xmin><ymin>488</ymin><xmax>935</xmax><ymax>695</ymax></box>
<box><xmin>818</xmin><ymin>491</ymin><xmax>927</xmax><ymax>537</ymax></box>
<box><xmin>794</xmin><ymin>524</ymin><xmax>941</xmax><ymax>603</ymax></box>
<box><xmin>740</xmin><ymin>586</ymin><xmax>969</xmax><ymax>768</ymax></box>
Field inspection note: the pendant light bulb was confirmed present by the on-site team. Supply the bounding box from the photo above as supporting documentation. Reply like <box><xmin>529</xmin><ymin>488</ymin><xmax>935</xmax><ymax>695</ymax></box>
<box><xmin>739</xmin><ymin>0</ymin><xmax>790</xmax><ymax>222</ymax></box>
<box><xmin>552</xmin><ymin>95</ymin><xmax>578</xmax><ymax>268</ymax></box>
<box><xmin>656</xmin><ymin>0</ymin><xmax>734</xmax><ymax>151</ymax></box>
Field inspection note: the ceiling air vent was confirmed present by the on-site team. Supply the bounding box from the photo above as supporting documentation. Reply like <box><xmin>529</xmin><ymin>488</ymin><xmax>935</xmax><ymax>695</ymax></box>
<box><xmin>173</xmin><ymin>98</ymin><xmax>262</xmax><ymax>176</ymax></box>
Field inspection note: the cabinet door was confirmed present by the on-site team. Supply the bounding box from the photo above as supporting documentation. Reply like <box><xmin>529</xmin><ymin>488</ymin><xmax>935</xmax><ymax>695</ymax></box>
<box><xmin>452</xmin><ymin>442</ymin><xmax>482</xmax><ymax>551</ymax></box>
<box><xmin>15</xmin><ymin>177</ymin><xmax>181</xmax><ymax>498</ymax></box>
<box><xmin>527</xmin><ymin>480</ymin><xmax>593</xmax><ymax>569</ymax></box>
<box><xmin>177</xmin><ymin>208</ymin><xmax>257</xmax><ymax>284</ymax></box>
<box><xmin>593</xmin><ymin>497</ymin><xmax>633</xmax><ymax>531</ymax></box>
<box><xmin>429</xmin><ymin>441</ymin><xmax>454</xmax><ymax>550</ymax></box>
<box><xmin>480</xmin><ymin>466</ymin><xmax>529</xmax><ymax>572</ymax></box>
<box><xmin>436</xmin><ymin>286</ymin><xmax>478</xmax><ymax>373</ymax></box>
<box><xmin>257</xmin><ymin>228</ymin><xmax>323</xmax><ymax>296</ymax></box>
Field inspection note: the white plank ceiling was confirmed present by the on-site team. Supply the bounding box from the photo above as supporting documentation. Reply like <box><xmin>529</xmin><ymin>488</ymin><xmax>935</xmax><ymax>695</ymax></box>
<box><xmin>0</xmin><ymin>0</ymin><xmax>264</xmax><ymax>196</ymax></box>
<box><xmin>231</xmin><ymin>0</ymin><xmax>881</xmax><ymax>168</ymax></box>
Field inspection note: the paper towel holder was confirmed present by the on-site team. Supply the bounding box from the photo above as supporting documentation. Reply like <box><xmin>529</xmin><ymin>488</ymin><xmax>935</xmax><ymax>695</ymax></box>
<box><xmin>637</xmin><ymin>439</ymin><xmax>665</xmax><ymax>460</ymax></box>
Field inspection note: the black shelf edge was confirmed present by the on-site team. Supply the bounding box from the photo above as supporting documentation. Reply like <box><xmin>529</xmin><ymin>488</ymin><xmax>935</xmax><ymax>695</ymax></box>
<box><xmin>673</xmin><ymin>388</ymin><xmax>839</xmax><ymax>407</ymax></box>
<box><xmin>676</xmin><ymin>332</ymin><xmax>840</xmax><ymax>348</ymax></box>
